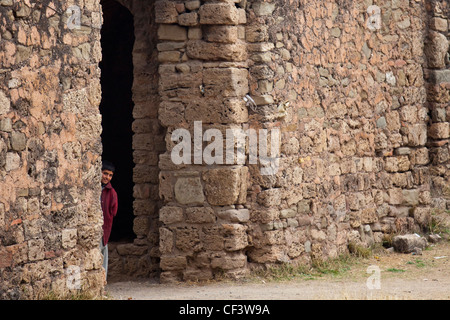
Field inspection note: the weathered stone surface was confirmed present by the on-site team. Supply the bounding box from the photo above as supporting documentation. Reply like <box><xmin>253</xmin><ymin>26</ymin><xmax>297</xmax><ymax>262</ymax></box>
<box><xmin>155</xmin><ymin>1</ymin><xmax>178</xmax><ymax>24</ymax></box>
<box><xmin>203</xmin><ymin>68</ymin><xmax>248</xmax><ymax>97</ymax></box>
<box><xmin>393</xmin><ymin>234</ymin><xmax>428</xmax><ymax>253</ymax></box>
<box><xmin>187</xmin><ymin>40</ymin><xmax>247</xmax><ymax>61</ymax></box>
<box><xmin>158</xmin><ymin>24</ymin><xmax>187</xmax><ymax>41</ymax></box>
<box><xmin>160</xmin><ymin>256</ymin><xmax>187</xmax><ymax>271</ymax></box>
<box><xmin>427</xmin><ymin>70</ymin><xmax>450</xmax><ymax>85</ymax></box>
<box><xmin>0</xmin><ymin>90</ymin><xmax>10</xmax><ymax>115</ymax></box>
<box><xmin>199</xmin><ymin>3</ymin><xmax>240</xmax><ymax>25</ymax></box>
<box><xmin>202</xmin><ymin>166</ymin><xmax>248</xmax><ymax>206</ymax></box>
<box><xmin>425</xmin><ymin>31</ymin><xmax>449</xmax><ymax>69</ymax></box>
<box><xmin>216</xmin><ymin>208</ymin><xmax>250</xmax><ymax>223</ymax></box>
<box><xmin>159</xmin><ymin>206</ymin><xmax>184</xmax><ymax>225</ymax></box>
<box><xmin>174</xmin><ymin>177</ymin><xmax>205</xmax><ymax>205</ymax></box>
<box><xmin>252</xmin><ymin>2</ymin><xmax>276</xmax><ymax>16</ymax></box>
<box><xmin>223</xmin><ymin>224</ymin><xmax>248</xmax><ymax>251</ymax></box>
<box><xmin>211</xmin><ymin>253</ymin><xmax>247</xmax><ymax>270</ymax></box>
<box><xmin>185</xmin><ymin>207</ymin><xmax>216</xmax><ymax>224</ymax></box>
<box><xmin>428</xmin><ymin>122</ymin><xmax>449</xmax><ymax>139</ymax></box>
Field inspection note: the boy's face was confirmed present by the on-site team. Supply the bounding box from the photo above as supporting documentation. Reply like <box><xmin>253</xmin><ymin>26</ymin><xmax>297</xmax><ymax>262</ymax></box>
<box><xmin>102</xmin><ymin>170</ymin><xmax>114</xmax><ymax>185</ymax></box>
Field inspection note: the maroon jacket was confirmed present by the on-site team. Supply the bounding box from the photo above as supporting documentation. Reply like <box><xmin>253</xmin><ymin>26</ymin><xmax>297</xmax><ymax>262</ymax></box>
<box><xmin>101</xmin><ymin>182</ymin><xmax>118</xmax><ymax>245</ymax></box>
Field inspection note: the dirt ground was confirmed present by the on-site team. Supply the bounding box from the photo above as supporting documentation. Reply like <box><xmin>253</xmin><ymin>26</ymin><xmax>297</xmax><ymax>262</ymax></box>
<box><xmin>105</xmin><ymin>241</ymin><xmax>450</xmax><ymax>300</ymax></box>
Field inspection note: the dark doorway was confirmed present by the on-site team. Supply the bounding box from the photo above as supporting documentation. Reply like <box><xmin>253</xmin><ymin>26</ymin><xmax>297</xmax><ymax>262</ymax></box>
<box><xmin>99</xmin><ymin>0</ymin><xmax>135</xmax><ymax>242</ymax></box>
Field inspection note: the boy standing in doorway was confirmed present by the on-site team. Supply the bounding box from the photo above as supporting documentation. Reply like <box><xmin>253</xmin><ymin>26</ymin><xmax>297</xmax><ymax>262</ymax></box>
<box><xmin>100</xmin><ymin>160</ymin><xmax>118</xmax><ymax>280</ymax></box>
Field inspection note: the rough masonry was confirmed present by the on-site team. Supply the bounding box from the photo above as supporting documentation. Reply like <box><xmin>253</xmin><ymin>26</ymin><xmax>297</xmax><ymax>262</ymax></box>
<box><xmin>0</xmin><ymin>0</ymin><xmax>449</xmax><ymax>299</ymax></box>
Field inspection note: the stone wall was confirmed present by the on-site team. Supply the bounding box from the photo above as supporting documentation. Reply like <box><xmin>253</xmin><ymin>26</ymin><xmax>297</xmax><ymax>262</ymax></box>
<box><xmin>154</xmin><ymin>0</ymin><xmax>449</xmax><ymax>282</ymax></box>
<box><xmin>245</xmin><ymin>0</ymin><xmax>433</xmax><ymax>265</ymax></box>
<box><xmin>155</xmin><ymin>0</ymin><xmax>251</xmax><ymax>282</ymax></box>
<box><xmin>0</xmin><ymin>0</ymin><xmax>104</xmax><ymax>298</ymax></box>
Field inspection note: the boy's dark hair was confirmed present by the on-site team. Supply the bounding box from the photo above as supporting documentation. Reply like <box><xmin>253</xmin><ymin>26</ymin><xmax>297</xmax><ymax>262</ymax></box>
<box><xmin>102</xmin><ymin>160</ymin><xmax>116</xmax><ymax>173</ymax></box>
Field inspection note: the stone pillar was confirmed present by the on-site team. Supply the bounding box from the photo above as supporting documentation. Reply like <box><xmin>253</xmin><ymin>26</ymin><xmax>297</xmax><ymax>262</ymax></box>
<box><xmin>155</xmin><ymin>0</ymin><xmax>250</xmax><ymax>282</ymax></box>
<box><xmin>425</xmin><ymin>0</ymin><xmax>450</xmax><ymax>218</ymax></box>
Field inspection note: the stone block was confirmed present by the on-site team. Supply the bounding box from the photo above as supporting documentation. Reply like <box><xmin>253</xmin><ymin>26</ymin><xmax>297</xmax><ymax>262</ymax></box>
<box><xmin>203</xmin><ymin>226</ymin><xmax>225</xmax><ymax>251</ymax></box>
<box><xmin>204</xmin><ymin>25</ymin><xmax>238</xmax><ymax>43</ymax></box>
<box><xmin>252</xmin><ymin>2</ymin><xmax>276</xmax><ymax>16</ymax></box>
<box><xmin>393</xmin><ymin>234</ymin><xmax>427</xmax><ymax>253</ymax></box>
<box><xmin>0</xmin><ymin>90</ymin><xmax>11</xmax><ymax>115</ymax></box>
<box><xmin>185</xmin><ymin>1</ymin><xmax>201</xmax><ymax>11</ymax></box>
<box><xmin>5</xmin><ymin>152</ymin><xmax>20</xmax><ymax>171</ymax></box>
<box><xmin>185</xmin><ymin>207</ymin><xmax>216</xmax><ymax>223</ymax></box>
<box><xmin>159</xmin><ymin>206</ymin><xmax>184</xmax><ymax>224</ymax></box>
<box><xmin>388</xmin><ymin>188</ymin><xmax>404</xmax><ymax>205</ymax></box>
<box><xmin>412</xmin><ymin>207</ymin><xmax>431</xmax><ymax>227</ymax></box>
<box><xmin>223</xmin><ymin>224</ymin><xmax>248</xmax><ymax>251</ymax></box>
<box><xmin>116</xmin><ymin>243</ymin><xmax>147</xmax><ymax>256</ymax></box>
<box><xmin>406</xmin><ymin>124</ymin><xmax>427</xmax><ymax>146</ymax></box>
<box><xmin>203</xmin><ymin>68</ymin><xmax>248</xmax><ymax>97</ymax></box>
<box><xmin>216</xmin><ymin>208</ymin><xmax>250</xmax><ymax>223</ymax></box>
<box><xmin>254</xmin><ymin>208</ymin><xmax>279</xmax><ymax>224</ymax></box>
<box><xmin>256</xmin><ymin>188</ymin><xmax>281</xmax><ymax>207</ymax></box>
<box><xmin>430</xmin><ymin>17</ymin><xmax>448</xmax><ymax>32</ymax></box>
<box><xmin>61</xmin><ymin>229</ymin><xmax>77</xmax><ymax>249</ymax></box>
<box><xmin>159</xmin><ymin>227</ymin><xmax>174</xmax><ymax>254</ymax></box>
<box><xmin>428</xmin><ymin>122</ymin><xmax>449</xmax><ymax>139</ymax></box>
<box><xmin>250</xmin><ymin>64</ymin><xmax>275</xmax><ymax>80</ymax></box>
<box><xmin>360</xmin><ymin>208</ymin><xmax>378</xmax><ymax>224</ymax></box>
<box><xmin>159</xmin><ymin>70</ymin><xmax>203</xmax><ymax>94</ymax></box>
<box><xmin>11</xmin><ymin>131</ymin><xmax>26</xmax><ymax>151</ymax></box>
<box><xmin>155</xmin><ymin>1</ymin><xmax>179</xmax><ymax>24</ymax></box>
<box><xmin>246</xmin><ymin>24</ymin><xmax>269</xmax><ymax>43</ymax></box>
<box><xmin>402</xmin><ymin>189</ymin><xmax>419</xmax><ymax>206</ymax></box>
<box><xmin>160</xmin><ymin>255</ymin><xmax>187</xmax><ymax>271</ymax></box>
<box><xmin>297</xmin><ymin>200</ymin><xmax>311</xmax><ymax>214</ymax></box>
<box><xmin>280</xmin><ymin>207</ymin><xmax>297</xmax><ymax>219</ymax></box>
<box><xmin>158</xmin><ymin>50</ymin><xmax>182</xmax><ymax>63</ymax></box>
<box><xmin>28</xmin><ymin>239</ymin><xmax>45</xmax><ymax>261</ymax></box>
<box><xmin>178</xmin><ymin>12</ymin><xmax>198</xmax><ymax>27</ymax></box>
<box><xmin>185</xmin><ymin>97</ymin><xmax>248</xmax><ymax>124</ymax></box>
<box><xmin>199</xmin><ymin>3</ymin><xmax>239</xmax><ymax>25</ymax></box>
<box><xmin>211</xmin><ymin>253</ymin><xmax>247</xmax><ymax>270</ymax></box>
<box><xmin>133</xmin><ymin>165</ymin><xmax>159</xmax><ymax>184</ymax></box>
<box><xmin>158</xmin><ymin>24</ymin><xmax>187</xmax><ymax>41</ymax></box>
<box><xmin>133</xmin><ymin>216</ymin><xmax>150</xmax><ymax>237</ymax></box>
<box><xmin>203</xmin><ymin>166</ymin><xmax>248</xmax><ymax>206</ymax></box>
<box><xmin>0</xmin><ymin>247</ymin><xmax>13</xmax><ymax>268</ymax></box>
<box><xmin>188</xmin><ymin>27</ymin><xmax>202</xmax><ymax>40</ymax></box>
<box><xmin>427</xmin><ymin>70</ymin><xmax>450</xmax><ymax>85</ymax></box>
<box><xmin>425</xmin><ymin>31</ymin><xmax>449</xmax><ymax>69</ymax></box>
<box><xmin>187</xmin><ymin>40</ymin><xmax>247</xmax><ymax>61</ymax></box>
<box><xmin>174</xmin><ymin>177</ymin><xmax>205</xmax><ymax>205</ymax></box>
<box><xmin>411</xmin><ymin>148</ymin><xmax>429</xmax><ymax>165</ymax></box>
<box><xmin>158</xmin><ymin>101</ymin><xmax>185</xmax><ymax>127</ymax></box>
<box><xmin>175</xmin><ymin>227</ymin><xmax>201</xmax><ymax>252</ymax></box>
<box><xmin>311</xmin><ymin>229</ymin><xmax>326</xmax><ymax>241</ymax></box>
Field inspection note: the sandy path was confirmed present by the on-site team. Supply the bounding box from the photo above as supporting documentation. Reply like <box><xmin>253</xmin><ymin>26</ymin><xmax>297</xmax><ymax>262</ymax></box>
<box><xmin>106</xmin><ymin>242</ymin><xmax>450</xmax><ymax>300</ymax></box>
